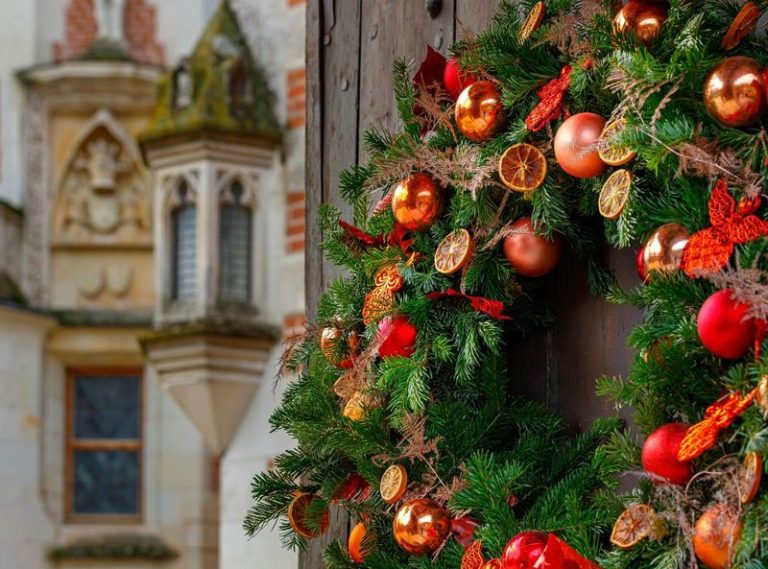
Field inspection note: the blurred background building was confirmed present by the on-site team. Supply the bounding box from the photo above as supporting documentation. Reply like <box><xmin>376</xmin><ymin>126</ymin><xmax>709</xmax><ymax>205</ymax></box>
<box><xmin>0</xmin><ymin>1</ymin><xmax>305</xmax><ymax>568</ymax></box>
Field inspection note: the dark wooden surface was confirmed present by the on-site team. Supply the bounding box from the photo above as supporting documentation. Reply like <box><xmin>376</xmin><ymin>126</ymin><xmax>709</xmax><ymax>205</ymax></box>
<box><xmin>303</xmin><ymin>1</ymin><xmax>640</xmax><ymax>567</ymax></box>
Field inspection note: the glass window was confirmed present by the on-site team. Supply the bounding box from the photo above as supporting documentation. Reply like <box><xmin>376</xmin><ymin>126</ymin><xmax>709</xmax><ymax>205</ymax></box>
<box><xmin>67</xmin><ymin>371</ymin><xmax>142</xmax><ymax>521</ymax></box>
<box><xmin>172</xmin><ymin>181</ymin><xmax>197</xmax><ymax>301</ymax></box>
<box><xmin>219</xmin><ymin>181</ymin><xmax>252</xmax><ymax>302</ymax></box>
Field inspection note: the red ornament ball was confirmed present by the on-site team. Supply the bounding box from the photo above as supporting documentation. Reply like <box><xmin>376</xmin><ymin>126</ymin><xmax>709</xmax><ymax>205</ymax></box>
<box><xmin>641</xmin><ymin>423</ymin><xmax>692</xmax><ymax>486</ymax></box>
<box><xmin>503</xmin><ymin>217</ymin><xmax>563</xmax><ymax>277</ymax></box>
<box><xmin>501</xmin><ymin>531</ymin><xmax>548</xmax><ymax>569</ymax></box>
<box><xmin>636</xmin><ymin>246</ymin><xmax>648</xmax><ymax>282</ymax></box>
<box><xmin>697</xmin><ymin>289</ymin><xmax>756</xmax><ymax>359</ymax></box>
<box><xmin>377</xmin><ymin>315</ymin><xmax>417</xmax><ymax>358</ymax></box>
<box><xmin>444</xmin><ymin>58</ymin><xmax>479</xmax><ymax>101</ymax></box>
<box><xmin>553</xmin><ymin>113</ymin><xmax>607</xmax><ymax>179</ymax></box>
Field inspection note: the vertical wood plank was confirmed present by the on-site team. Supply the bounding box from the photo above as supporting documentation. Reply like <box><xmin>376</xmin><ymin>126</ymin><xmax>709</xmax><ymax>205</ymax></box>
<box><xmin>455</xmin><ymin>0</ymin><xmax>499</xmax><ymax>38</ymax></box>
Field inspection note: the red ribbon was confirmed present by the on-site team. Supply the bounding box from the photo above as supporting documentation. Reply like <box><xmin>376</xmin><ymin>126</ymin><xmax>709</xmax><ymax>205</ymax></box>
<box><xmin>338</xmin><ymin>220</ymin><xmax>414</xmax><ymax>255</ymax></box>
<box><xmin>542</xmin><ymin>534</ymin><xmax>603</xmax><ymax>569</ymax></box>
<box><xmin>680</xmin><ymin>178</ymin><xmax>768</xmax><ymax>276</ymax></box>
<box><xmin>428</xmin><ymin>288</ymin><xmax>511</xmax><ymax>320</ymax></box>
<box><xmin>525</xmin><ymin>65</ymin><xmax>573</xmax><ymax>132</ymax></box>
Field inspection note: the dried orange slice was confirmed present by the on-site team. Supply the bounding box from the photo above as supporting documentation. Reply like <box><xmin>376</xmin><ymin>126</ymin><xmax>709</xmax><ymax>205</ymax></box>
<box><xmin>738</xmin><ymin>451</ymin><xmax>763</xmax><ymax>504</ymax></box>
<box><xmin>598</xmin><ymin>119</ymin><xmax>636</xmax><ymax>166</ymax></box>
<box><xmin>757</xmin><ymin>375</ymin><xmax>768</xmax><ymax>415</ymax></box>
<box><xmin>611</xmin><ymin>504</ymin><xmax>665</xmax><ymax>549</ymax></box>
<box><xmin>333</xmin><ymin>372</ymin><xmax>359</xmax><ymax>399</ymax></box>
<box><xmin>520</xmin><ymin>1</ymin><xmax>545</xmax><ymax>41</ymax></box>
<box><xmin>435</xmin><ymin>229</ymin><xmax>475</xmax><ymax>275</ymax></box>
<box><xmin>379</xmin><ymin>464</ymin><xmax>408</xmax><ymax>504</ymax></box>
<box><xmin>599</xmin><ymin>169</ymin><xmax>632</xmax><ymax>220</ymax></box>
<box><xmin>498</xmin><ymin>143</ymin><xmax>548</xmax><ymax>192</ymax></box>
<box><xmin>288</xmin><ymin>493</ymin><xmax>330</xmax><ymax>539</ymax></box>
<box><xmin>722</xmin><ymin>2</ymin><xmax>761</xmax><ymax>50</ymax></box>
<box><xmin>343</xmin><ymin>391</ymin><xmax>378</xmax><ymax>421</ymax></box>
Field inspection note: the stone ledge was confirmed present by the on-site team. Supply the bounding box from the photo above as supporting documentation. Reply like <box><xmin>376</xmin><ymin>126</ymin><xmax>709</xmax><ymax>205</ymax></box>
<box><xmin>52</xmin><ymin>309</ymin><xmax>153</xmax><ymax>328</ymax></box>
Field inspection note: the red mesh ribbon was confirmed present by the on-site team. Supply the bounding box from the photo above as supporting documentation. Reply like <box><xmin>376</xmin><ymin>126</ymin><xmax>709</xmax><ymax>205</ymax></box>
<box><xmin>525</xmin><ymin>65</ymin><xmax>573</xmax><ymax>132</ymax></box>
<box><xmin>338</xmin><ymin>220</ymin><xmax>414</xmax><ymax>255</ymax></box>
<box><xmin>461</xmin><ymin>541</ymin><xmax>485</xmax><ymax>569</ymax></box>
<box><xmin>680</xmin><ymin>178</ymin><xmax>768</xmax><ymax>276</ymax></box>
<box><xmin>677</xmin><ymin>389</ymin><xmax>758</xmax><ymax>461</ymax></box>
<box><xmin>539</xmin><ymin>534</ymin><xmax>603</xmax><ymax>569</ymax></box>
<box><xmin>428</xmin><ymin>289</ymin><xmax>511</xmax><ymax>320</ymax></box>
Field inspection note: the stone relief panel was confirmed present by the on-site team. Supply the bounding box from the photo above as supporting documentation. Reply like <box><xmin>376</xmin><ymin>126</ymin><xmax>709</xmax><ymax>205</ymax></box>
<box><xmin>52</xmin><ymin>109</ymin><xmax>151</xmax><ymax>247</ymax></box>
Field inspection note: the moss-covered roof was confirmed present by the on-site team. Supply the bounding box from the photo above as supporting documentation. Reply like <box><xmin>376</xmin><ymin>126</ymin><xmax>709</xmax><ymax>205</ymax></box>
<box><xmin>139</xmin><ymin>0</ymin><xmax>282</xmax><ymax>146</ymax></box>
<box><xmin>77</xmin><ymin>39</ymin><xmax>133</xmax><ymax>63</ymax></box>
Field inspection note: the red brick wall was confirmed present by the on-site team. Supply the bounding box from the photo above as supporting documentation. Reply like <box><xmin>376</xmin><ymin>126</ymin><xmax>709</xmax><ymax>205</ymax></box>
<box><xmin>52</xmin><ymin>0</ymin><xmax>164</xmax><ymax>66</ymax></box>
<box><xmin>286</xmin><ymin>68</ymin><xmax>306</xmax><ymax>129</ymax></box>
<box><xmin>288</xmin><ymin>0</ymin><xmax>306</xmax><ymax>5</ymax></box>
<box><xmin>283</xmin><ymin>313</ymin><xmax>306</xmax><ymax>340</ymax></box>
<box><xmin>286</xmin><ymin>191</ymin><xmax>306</xmax><ymax>254</ymax></box>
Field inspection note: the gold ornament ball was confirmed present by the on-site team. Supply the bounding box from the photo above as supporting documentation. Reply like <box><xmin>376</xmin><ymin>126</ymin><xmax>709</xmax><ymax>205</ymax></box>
<box><xmin>391</xmin><ymin>173</ymin><xmax>444</xmax><ymax>231</ymax></box>
<box><xmin>693</xmin><ymin>504</ymin><xmax>742</xmax><ymax>569</ymax></box>
<box><xmin>455</xmin><ymin>80</ymin><xmax>506</xmax><ymax>142</ymax></box>
<box><xmin>612</xmin><ymin>0</ymin><xmax>669</xmax><ymax>46</ymax></box>
<box><xmin>392</xmin><ymin>498</ymin><xmax>451</xmax><ymax>555</ymax></box>
<box><xmin>703</xmin><ymin>56</ymin><xmax>766</xmax><ymax>127</ymax></box>
<box><xmin>641</xmin><ymin>223</ymin><xmax>689</xmax><ymax>277</ymax></box>
<box><xmin>553</xmin><ymin>113</ymin><xmax>607</xmax><ymax>179</ymax></box>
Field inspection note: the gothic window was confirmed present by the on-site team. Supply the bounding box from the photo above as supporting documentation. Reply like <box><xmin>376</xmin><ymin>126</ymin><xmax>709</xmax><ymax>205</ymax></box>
<box><xmin>66</xmin><ymin>369</ymin><xmax>142</xmax><ymax>521</ymax></box>
<box><xmin>171</xmin><ymin>181</ymin><xmax>197</xmax><ymax>301</ymax></box>
<box><xmin>229</xmin><ymin>59</ymin><xmax>253</xmax><ymax>116</ymax></box>
<box><xmin>218</xmin><ymin>180</ymin><xmax>252</xmax><ymax>303</ymax></box>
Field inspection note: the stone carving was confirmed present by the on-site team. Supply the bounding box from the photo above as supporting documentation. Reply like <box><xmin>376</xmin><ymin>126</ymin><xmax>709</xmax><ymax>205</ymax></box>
<box><xmin>78</xmin><ymin>269</ymin><xmax>106</xmax><ymax>299</ymax></box>
<box><xmin>76</xmin><ymin>265</ymin><xmax>134</xmax><ymax>300</ymax></box>
<box><xmin>174</xmin><ymin>60</ymin><xmax>194</xmax><ymax>110</ymax></box>
<box><xmin>95</xmin><ymin>0</ymin><xmax>126</xmax><ymax>43</ymax></box>
<box><xmin>106</xmin><ymin>265</ymin><xmax>133</xmax><ymax>297</ymax></box>
<box><xmin>53</xmin><ymin>110</ymin><xmax>151</xmax><ymax>245</ymax></box>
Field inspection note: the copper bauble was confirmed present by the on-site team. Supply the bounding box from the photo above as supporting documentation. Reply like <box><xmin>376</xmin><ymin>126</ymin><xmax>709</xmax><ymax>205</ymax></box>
<box><xmin>503</xmin><ymin>217</ymin><xmax>563</xmax><ymax>277</ymax></box>
<box><xmin>320</xmin><ymin>327</ymin><xmax>360</xmax><ymax>369</ymax></box>
<box><xmin>391</xmin><ymin>173</ymin><xmax>443</xmax><ymax>231</ymax></box>
<box><xmin>612</xmin><ymin>0</ymin><xmax>668</xmax><ymax>46</ymax></box>
<box><xmin>703</xmin><ymin>56</ymin><xmax>766</xmax><ymax>127</ymax></box>
<box><xmin>392</xmin><ymin>498</ymin><xmax>451</xmax><ymax>555</ymax></box>
<box><xmin>455</xmin><ymin>81</ymin><xmax>506</xmax><ymax>142</ymax></box>
<box><xmin>553</xmin><ymin>113</ymin><xmax>607</xmax><ymax>178</ymax></box>
<box><xmin>641</xmin><ymin>223</ymin><xmax>689</xmax><ymax>277</ymax></box>
<box><xmin>693</xmin><ymin>504</ymin><xmax>743</xmax><ymax>569</ymax></box>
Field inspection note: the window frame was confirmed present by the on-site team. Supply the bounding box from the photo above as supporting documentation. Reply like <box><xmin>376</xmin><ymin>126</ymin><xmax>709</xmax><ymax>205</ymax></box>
<box><xmin>170</xmin><ymin>180</ymin><xmax>197</xmax><ymax>302</ymax></box>
<box><xmin>64</xmin><ymin>367</ymin><xmax>144</xmax><ymax>524</ymax></box>
<box><xmin>218</xmin><ymin>179</ymin><xmax>253</xmax><ymax>304</ymax></box>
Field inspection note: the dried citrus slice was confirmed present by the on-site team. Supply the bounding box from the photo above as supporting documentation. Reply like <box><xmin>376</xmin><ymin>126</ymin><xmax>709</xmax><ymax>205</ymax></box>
<box><xmin>611</xmin><ymin>504</ymin><xmax>664</xmax><ymax>549</ymax></box>
<box><xmin>498</xmin><ymin>143</ymin><xmax>548</xmax><ymax>192</ymax></box>
<box><xmin>435</xmin><ymin>229</ymin><xmax>475</xmax><ymax>275</ymax></box>
<box><xmin>758</xmin><ymin>375</ymin><xmax>768</xmax><ymax>415</ymax></box>
<box><xmin>379</xmin><ymin>464</ymin><xmax>408</xmax><ymax>504</ymax></box>
<box><xmin>599</xmin><ymin>169</ymin><xmax>632</xmax><ymax>220</ymax></box>
<box><xmin>288</xmin><ymin>493</ymin><xmax>330</xmax><ymax>539</ymax></box>
<box><xmin>333</xmin><ymin>372</ymin><xmax>359</xmax><ymax>399</ymax></box>
<box><xmin>520</xmin><ymin>1</ymin><xmax>545</xmax><ymax>41</ymax></box>
<box><xmin>721</xmin><ymin>2</ymin><xmax>761</xmax><ymax>50</ymax></box>
<box><xmin>598</xmin><ymin>119</ymin><xmax>636</xmax><ymax>166</ymax></box>
<box><xmin>738</xmin><ymin>451</ymin><xmax>763</xmax><ymax>504</ymax></box>
<box><xmin>343</xmin><ymin>391</ymin><xmax>377</xmax><ymax>421</ymax></box>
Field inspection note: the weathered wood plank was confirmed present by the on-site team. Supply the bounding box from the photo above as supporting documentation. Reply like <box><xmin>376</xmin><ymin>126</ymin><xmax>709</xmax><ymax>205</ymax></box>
<box><xmin>456</xmin><ymin>0</ymin><xmax>499</xmax><ymax>38</ymax></box>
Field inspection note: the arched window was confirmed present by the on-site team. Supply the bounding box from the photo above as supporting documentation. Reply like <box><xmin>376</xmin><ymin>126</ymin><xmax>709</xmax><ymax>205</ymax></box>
<box><xmin>219</xmin><ymin>181</ymin><xmax>252</xmax><ymax>303</ymax></box>
<box><xmin>171</xmin><ymin>181</ymin><xmax>197</xmax><ymax>301</ymax></box>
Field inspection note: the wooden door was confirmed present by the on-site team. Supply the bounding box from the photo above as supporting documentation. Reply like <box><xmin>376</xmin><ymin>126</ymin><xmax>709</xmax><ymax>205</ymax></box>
<box><xmin>303</xmin><ymin>1</ymin><xmax>641</xmax><ymax>566</ymax></box>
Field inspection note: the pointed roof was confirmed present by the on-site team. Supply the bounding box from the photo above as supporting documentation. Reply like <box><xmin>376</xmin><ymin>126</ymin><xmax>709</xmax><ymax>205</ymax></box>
<box><xmin>139</xmin><ymin>1</ymin><xmax>282</xmax><ymax>147</ymax></box>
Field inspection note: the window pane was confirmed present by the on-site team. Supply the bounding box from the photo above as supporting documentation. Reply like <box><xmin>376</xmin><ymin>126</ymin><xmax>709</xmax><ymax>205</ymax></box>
<box><xmin>219</xmin><ymin>183</ymin><xmax>252</xmax><ymax>302</ymax></box>
<box><xmin>73</xmin><ymin>450</ymin><xmax>140</xmax><ymax>515</ymax></box>
<box><xmin>173</xmin><ymin>203</ymin><xmax>197</xmax><ymax>300</ymax></box>
<box><xmin>74</xmin><ymin>375</ymin><xmax>140</xmax><ymax>439</ymax></box>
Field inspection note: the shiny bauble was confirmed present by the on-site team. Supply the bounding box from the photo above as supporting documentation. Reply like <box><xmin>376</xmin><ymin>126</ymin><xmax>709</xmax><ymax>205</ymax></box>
<box><xmin>320</xmin><ymin>327</ymin><xmax>360</xmax><ymax>369</ymax></box>
<box><xmin>636</xmin><ymin>245</ymin><xmax>649</xmax><ymax>282</ymax></box>
<box><xmin>391</xmin><ymin>173</ymin><xmax>444</xmax><ymax>231</ymax></box>
<box><xmin>641</xmin><ymin>223</ymin><xmax>689</xmax><ymax>277</ymax></box>
<box><xmin>333</xmin><ymin>473</ymin><xmax>371</xmax><ymax>502</ymax></box>
<box><xmin>483</xmin><ymin>560</ymin><xmax>503</xmax><ymax>569</ymax></box>
<box><xmin>503</xmin><ymin>217</ymin><xmax>563</xmax><ymax>277</ymax></box>
<box><xmin>348</xmin><ymin>522</ymin><xmax>371</xmax><ymax>564</ymax></box>
<box><xmin>703</xmin><ymin>56</ymin><xmax>766</xmax><ymax>127</ymax></box>
<box><xmin>455</xmin><ymin>81</ymin><xmax>506</xmax><ymax>142</ymax></box>
<box><xmin>501</xmin><ymin>531</ymin><xmax>548</xmax><ymax>569</ymax></box>
<box><xmin>697</xmin><ymin>289</ymin><xmax>756</xmax><ymax>359</ymax></box>
<box><xmin>641</xmin><ymin>423</ymin><xmax>693</xmax><ymax>485</ymax></box>
<box><xmin>693</xmin><ymin>504</ymin><xmax>743</xmax><ymax>569</ymax></box>
<box><xmin>392</xmin><ymin>498</ymin><xmax>451</xmax><ymax>555</ymax></box>
<box><xmin>612</xmin><ymin>0</ymin><xmax>669</xmax><ymax>46</ymax></box>
<box><xmin>553</xmin><ymin>113</ymin><xmax>607</xmax><ymax>178</ymax></box>
<box><xmin>377</xmin><ymin>315</ymin><xmax>418</xmax><ymax>358</ymax></box>
<box><xmin>444</xmin><ymin>58</ymin><xmax>479</xmax><ymax>101</ymax></box>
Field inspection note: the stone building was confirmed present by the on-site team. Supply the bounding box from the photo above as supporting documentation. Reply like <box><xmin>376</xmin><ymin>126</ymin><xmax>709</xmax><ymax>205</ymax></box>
<box><xmin>0</xmin><ymin>1</ymin><xmax>305</xmax><ymax>568</ymax></box>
